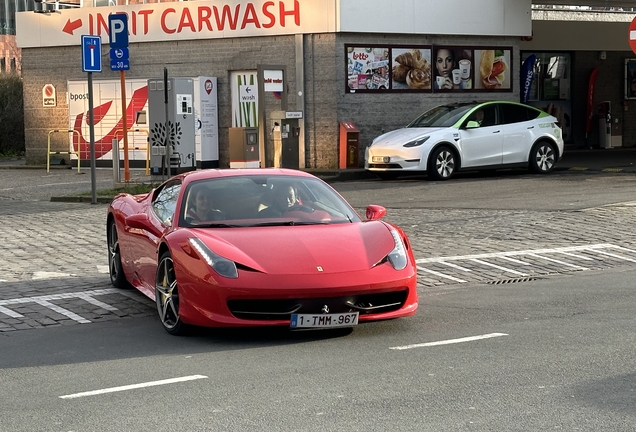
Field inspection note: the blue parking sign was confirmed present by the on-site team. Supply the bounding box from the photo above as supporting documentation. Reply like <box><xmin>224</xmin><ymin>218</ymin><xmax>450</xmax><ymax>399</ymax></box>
<box><xmin>81</xmin><ymin>35</ymin><xmax>102</xmax><ymax>73</ymax></box>
<box><xmin>108</xmin><ymin>14</ymin><xmax>129</xmax><ymax>49</ymax></box>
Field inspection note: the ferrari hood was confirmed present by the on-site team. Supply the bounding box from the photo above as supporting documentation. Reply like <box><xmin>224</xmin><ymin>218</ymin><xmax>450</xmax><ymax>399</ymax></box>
<box><xmin>191</xmin><ymin>222</ymin><xmax>395</xmax><ymax>275</ymax></box>
<box><xmin>372</xmin><ymin>127</ymin><xmax>444</xmax><ymax>148</ymax></box>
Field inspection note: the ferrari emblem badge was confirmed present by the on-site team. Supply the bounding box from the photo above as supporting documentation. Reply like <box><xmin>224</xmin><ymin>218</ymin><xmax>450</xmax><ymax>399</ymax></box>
<box><xmin>317</xmin><ymin>266</ymin><xmax>323</xmax><ymax>272</ymax></box>
<box><xmin>322</xmin><ymin>305</ymin><xmax>330</xmax><ymax>314</ymax></box>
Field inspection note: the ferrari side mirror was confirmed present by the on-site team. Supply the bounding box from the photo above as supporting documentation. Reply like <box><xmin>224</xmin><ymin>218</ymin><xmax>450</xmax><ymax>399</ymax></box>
<box><xmin>366</xmin><ymin>205</ymin><xmax>387</xmax><ymax>221</ymax></box>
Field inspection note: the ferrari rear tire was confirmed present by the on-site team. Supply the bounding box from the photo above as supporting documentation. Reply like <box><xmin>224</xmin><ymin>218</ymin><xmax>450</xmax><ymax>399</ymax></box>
<box><xmin>155</xmin><ymin>251</ymin><xmax>186</xmax><ymax>335</ymax></box>
<box><xmin>107</xmin><ymin>220</ymin><xmax>129</xmax><ymax>289</ymax></box>
<box><xmin>428</xmin><ymin>146</ymin><xmax>456</xmax><ymax>180</ymax></box>
<box><xmin>529</xmin><ymin>141</ymin><xmax>556</xmax><ymax>174</ymax></box>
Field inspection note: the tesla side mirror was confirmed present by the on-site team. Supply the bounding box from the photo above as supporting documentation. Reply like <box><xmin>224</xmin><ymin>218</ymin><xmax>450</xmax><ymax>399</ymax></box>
<box><xmin>366</xmin><ymin>205</ymin><xmax>387</xmax><ymax>221</ymax></box>
<box><xmin>465</xmin><ymin>120</ymin><xmax>480</xmax><ymax>129</ymax></box>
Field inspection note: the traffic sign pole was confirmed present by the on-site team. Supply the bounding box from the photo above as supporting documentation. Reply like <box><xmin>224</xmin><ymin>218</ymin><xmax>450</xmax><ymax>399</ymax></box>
<box><xmin>109</xmin><ymin>13</ymin><xmax>131</xmax><ymax>182</ymax></box>
<box><xmin>120</xmin><ymin>71</ymin><xmax>129</xmax><ymax>182</ymax></box>
<box><xmin>81</xmin><ymin>34</ymin><xmax>102</xmax><ymax>204</ymax></box>
<box><xmin>88</xmin><ymin>72</ymin><xmax>97</xmax><ymax>204</ymax></box>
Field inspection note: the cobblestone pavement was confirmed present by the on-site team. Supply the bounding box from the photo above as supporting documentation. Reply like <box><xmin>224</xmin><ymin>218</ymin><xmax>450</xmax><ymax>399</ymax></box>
<box><xmin>1</xmin><ymin>169</ymin><xmax>636</xmax><ymax>332</ymax></box>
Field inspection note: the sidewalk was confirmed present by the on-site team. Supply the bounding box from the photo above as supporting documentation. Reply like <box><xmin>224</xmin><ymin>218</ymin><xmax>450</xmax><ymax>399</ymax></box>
<box><xmin>1</xmin><ymin>146</ymin><xmax>636</xmax><ymax>188</ymax></box>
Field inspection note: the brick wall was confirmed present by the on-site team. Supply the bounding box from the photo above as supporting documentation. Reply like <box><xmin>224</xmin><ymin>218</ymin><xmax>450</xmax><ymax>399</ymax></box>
<box><xmin>21</xmin><ymin>33</ymin><xmax>519</xmax><ymax>168</ymax></box>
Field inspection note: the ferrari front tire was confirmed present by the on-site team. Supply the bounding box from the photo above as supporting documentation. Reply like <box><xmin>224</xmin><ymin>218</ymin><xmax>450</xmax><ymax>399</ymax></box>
<box><xmin>107</xmin><ymin>220</ymin><xmax>129</xmax><ymax>289</ymax></box>
<box><xmin>155</xmin><ymin>251</ymin><xmax>186</xmax><ymax>335</ymax></box>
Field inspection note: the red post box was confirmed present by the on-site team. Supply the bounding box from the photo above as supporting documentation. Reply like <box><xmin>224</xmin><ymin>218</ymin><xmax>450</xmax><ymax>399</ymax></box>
<box><xmin>339</xmin><ymin>122</ymin><xmax>360</xmax><ymax>169</ymax></box>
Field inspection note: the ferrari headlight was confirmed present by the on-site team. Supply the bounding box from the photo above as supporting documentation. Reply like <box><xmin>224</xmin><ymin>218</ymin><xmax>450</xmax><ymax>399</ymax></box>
<box><xmin>387</xmin><ymin>228</ymin><xmax>408</xmax><ymax>271</ymax></box>
<box><xmin>403</xmin><ymin>136</ymin><xmax>430</xmax><ymax>148</ymax></box>
<box><xmin>189</xmin><ymin>238</ymin><xmax>238</xmax><ymax>279</ymax></box>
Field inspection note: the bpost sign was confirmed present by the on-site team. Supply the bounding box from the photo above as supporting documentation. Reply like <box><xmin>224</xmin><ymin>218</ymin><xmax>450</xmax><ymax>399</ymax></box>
<box><xmin>16</xmin><ymin>0</ymin><xmax>337</xmax><ymax>48</ymax></box>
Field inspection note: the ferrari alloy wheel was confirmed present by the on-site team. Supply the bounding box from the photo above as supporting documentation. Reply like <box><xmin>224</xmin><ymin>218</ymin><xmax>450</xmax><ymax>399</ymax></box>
<box><xmin>155</xmin><ymin>251</ymin><xmax>185</xmax><ymax>335</ymax></box>
<box><xmin>429</xmin><ymin>146</ymin><xmax>456</xmax><ymax>180</ymax></box>
<box><xmin>530</xmin><ymin>142</ymin><xmax>556</xmax><ymax>174</ymax></box>
<box><xmin>107</xmin><ymin>221</ymin><xmax>128</xmax><ymax>288</ymax></box>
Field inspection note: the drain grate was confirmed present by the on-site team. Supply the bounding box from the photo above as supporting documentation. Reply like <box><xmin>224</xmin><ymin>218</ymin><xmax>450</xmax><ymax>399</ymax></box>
<box><xmin>488</xmin><ymin>277</ymin><xmax>538</xmax><ymax>285</ymax></box>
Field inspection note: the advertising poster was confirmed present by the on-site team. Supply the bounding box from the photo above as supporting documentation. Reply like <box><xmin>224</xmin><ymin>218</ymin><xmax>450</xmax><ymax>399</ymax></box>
<box><xmin>231</xmin><ymin>71</ymin><xmax>258</xmax><ymax>127</ymax></box>
<box><xmin>391</xmin><ymin>48</ymin><xmax>432</xmax><ymax>90</ymax></box>
<box><xmin>67</xmin><ymin>79</ymin><xmax>149</xmax><ymax>161</ymax></box>
<box><xmin>347</xmin><ymin>47</ymin><xmax>390</xmax><ymax>91</ymax></box>
<box><xmin>345</xmin><ymin>44</ymin><xmax>512</xmax><ymax>94</ymax></box>
<box><xmin>474</xmin><ymin>49</ymin><xmax>512</xmax><ymax>90</ymax></box>
<box><xmin>431</xmin><ymin>47</ymin><xmax>474</xmax><ymax>91</ymax></box>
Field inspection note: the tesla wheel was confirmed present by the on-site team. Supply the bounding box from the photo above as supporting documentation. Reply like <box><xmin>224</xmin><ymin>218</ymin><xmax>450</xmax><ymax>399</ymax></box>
<box><xmin>155</xmin><ymin>251</ymin><xmax>186</xmax><ymax>335</ymax></box>
<box><xmin>428</xmin><ymin>146</ymin><xmax>456</xmax><ymax>180</ymax></box>
<box><xmin>107</xmin><ymin>220</ymin><xmax>128</xmax><ymax>289</ymax></box>
<box><xmin>375</xmin><ymin>172</ymin><xmax>399</xmax><ymax>181</ymax></box>
<box><xmin>530</xmin><ymin>141</ymin><xmax>556</xmax><ymax>174</ymax></box>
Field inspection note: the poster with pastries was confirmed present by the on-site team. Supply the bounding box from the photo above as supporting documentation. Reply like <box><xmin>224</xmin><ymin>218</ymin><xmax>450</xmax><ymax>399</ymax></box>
<box><xmin>347</xmin><ymin>46</ymin><xmax>390</xmax><ymax>91</ymax></box>
<box><xmin>391</xmin><ymin>48</ymin><xmax>432</xmax><ymax>90</ymax></box>
<box><xmin>474</xmin><ymin>49</ymin><xmax>512</xmax><ymax>90</ymax></box>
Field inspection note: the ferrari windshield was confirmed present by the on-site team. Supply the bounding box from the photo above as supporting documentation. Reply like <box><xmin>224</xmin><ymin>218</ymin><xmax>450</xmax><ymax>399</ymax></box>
<box><xmin>180</xmin><ymin>175</ymin><xmax>361</xmax><ymax>227</ymax></box>
<box><xmin>406</xmin><ymin>103</ymin><xmax>477</xmax><ymax>128</ymax></box>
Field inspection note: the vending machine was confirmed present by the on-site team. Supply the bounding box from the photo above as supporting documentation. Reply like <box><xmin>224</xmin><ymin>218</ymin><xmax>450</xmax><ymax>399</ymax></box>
<box><xmin>148</xmin><ymin>77</ymin><xmax>196</xmax><ymax>176</ymax></box>
<box><xmin>597</xmin><ymin>101</ymin><xmax>612</xmax><ymax>149</ymax></box>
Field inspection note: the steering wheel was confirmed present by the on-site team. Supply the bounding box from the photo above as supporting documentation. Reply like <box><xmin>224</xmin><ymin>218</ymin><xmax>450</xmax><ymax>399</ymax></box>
<box><xmin>285</xmin><ymin>204</ymin><xmax>315</xmax><ymax>213</ymax></box>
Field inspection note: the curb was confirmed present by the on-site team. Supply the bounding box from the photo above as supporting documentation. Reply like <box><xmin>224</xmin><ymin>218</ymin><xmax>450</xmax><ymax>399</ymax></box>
<box><xmin>50</xmin><ymin>196</ymin><xmax>112</xmax><ymax>204</ymax></box>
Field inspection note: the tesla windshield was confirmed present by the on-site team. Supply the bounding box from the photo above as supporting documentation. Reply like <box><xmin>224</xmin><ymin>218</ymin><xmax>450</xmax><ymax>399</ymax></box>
<box><xmin>406</xmin><ymin>103</ymin><xmax>477</xmax><ymax>128</ymax></box>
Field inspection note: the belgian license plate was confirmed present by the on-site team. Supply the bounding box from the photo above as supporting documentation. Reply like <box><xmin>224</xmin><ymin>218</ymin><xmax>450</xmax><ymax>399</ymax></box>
<box><xmin>372</xmin><ymin>156</ymin><xmax>389</xmax><ymax>163</ymax></box>
<box><xmin>290</xmin><ymin>312</ymin><xmax>359</xmax><ymax>329</ymax></box>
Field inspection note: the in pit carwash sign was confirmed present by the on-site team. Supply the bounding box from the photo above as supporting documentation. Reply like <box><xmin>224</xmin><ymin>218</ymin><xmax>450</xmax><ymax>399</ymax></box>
<box><xmin>16</xmin><ymin>0</ymin><xmax>337</xmax><ymax>48</ymax></box>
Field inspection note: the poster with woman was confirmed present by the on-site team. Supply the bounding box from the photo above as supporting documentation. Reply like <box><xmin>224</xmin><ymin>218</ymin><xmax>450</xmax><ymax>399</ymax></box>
<box><xmin>391</xmin><ymin>47</ymin><xmax>432</xmax><ymax>90</ymax></box>
<box><xmin>432</xmin><ymin>47</ymin><xmax>473</xmax><ymax>91</ymax></box>
<box><xmin>474</xmin><ymin>48</ymin><xmax>512</xmax><ymax>91</ymax></box>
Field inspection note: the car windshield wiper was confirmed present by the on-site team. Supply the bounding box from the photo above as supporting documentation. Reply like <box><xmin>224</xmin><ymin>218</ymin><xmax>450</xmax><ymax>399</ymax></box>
<box><xmin>248</xmin><ymin>220</ymin><xmax>330</xmax><ymax>227</ymax></box>
<box><xmin>191</xmin><ymin>223</ymin><xmax>244</xmax><ymax>228</ymax></box>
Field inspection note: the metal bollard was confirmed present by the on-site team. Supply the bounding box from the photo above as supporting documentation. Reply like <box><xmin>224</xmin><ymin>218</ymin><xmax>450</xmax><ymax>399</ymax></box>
<box><xmin>112</xmin><ymin>139</ymin><xmax>121</xmax><ymax>183</ymax></box>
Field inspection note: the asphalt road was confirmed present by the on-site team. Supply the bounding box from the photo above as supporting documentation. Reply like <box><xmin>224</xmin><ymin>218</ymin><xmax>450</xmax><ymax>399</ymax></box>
<box><xmin>1</xmin><ymin>168</ymin><xmax>636</xmax><ymax>431</ymax></box>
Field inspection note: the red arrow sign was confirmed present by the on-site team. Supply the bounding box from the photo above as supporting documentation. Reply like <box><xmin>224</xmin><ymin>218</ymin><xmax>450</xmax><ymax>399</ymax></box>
<box><xmin>62</xmin><ymin>19</ymin><xmax>82</xmax><ymax>35</ymax></box>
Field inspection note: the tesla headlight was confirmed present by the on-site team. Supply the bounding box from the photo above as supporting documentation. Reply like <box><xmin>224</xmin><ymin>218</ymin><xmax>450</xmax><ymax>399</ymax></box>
<box><xmin>403</xmin><ymin>136</ymin><xmax>430</xmax><ymax>148</ymax></box>
<box><xmin>189</xmin><ymin>238</ymin><xmax>238</xmax><ymax>279</ymax></box>
<box><xmin>387</xmin><ymin>228</ymin><xmax>408</xmax><ymax>271</ymax></box>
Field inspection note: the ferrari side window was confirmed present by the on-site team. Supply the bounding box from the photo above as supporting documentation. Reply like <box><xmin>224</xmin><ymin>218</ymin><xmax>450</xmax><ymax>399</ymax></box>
<box><xmin>152</xmin><ymin>180</ymin><xmax>181</xmax><ymax>225</ymax></box>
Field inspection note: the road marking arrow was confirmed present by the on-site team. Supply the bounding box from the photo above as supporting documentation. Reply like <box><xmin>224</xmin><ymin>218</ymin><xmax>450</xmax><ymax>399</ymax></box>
<box><xmin>62</xmin><ymin>18</ymin><xmax>82</xmax><ymax>35</ymax></box>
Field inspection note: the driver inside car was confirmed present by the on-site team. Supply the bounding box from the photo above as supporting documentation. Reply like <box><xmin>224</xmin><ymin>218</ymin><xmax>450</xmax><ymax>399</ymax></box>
<box><xmin>258</xmin><ymin>183</ymin><xmax>301</xmax><ymax>217</ymax></box>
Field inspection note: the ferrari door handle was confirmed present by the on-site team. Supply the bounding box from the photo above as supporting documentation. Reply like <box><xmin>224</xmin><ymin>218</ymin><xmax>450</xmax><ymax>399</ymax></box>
<box><xmin>493</xmin><ymin>130</ymin><xmax>501</xmax><ymax>133</ymax></box>
<box><xmin>527</xmin><ymin>126</ymin><xmax>535</xmax><ymax>129</ymax></box>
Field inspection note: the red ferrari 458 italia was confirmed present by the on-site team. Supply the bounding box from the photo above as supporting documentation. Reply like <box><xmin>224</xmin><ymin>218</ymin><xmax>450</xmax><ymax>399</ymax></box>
<box><xmin>107</xmin><ymin>169</ymin><xmax>418</xmax><ymax>335</ymax></box>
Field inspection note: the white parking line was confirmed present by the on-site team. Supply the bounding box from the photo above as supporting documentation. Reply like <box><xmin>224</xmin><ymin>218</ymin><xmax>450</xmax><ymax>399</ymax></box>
<box><xmin>499</xmin><ymin>256</ymin><xmax>531</xmax><ymax>265</ymax></box>
<box><xmin>0</xmin><ymin>288</ymin><xmax>125</xmax><ymax>322</ymax></box>
<box><xmin>553</xmin><ymin>251</ymin><xmax>595</xmax><ymax>261</ymax></box>
<box><xmin>417</xmin><ymin>266</ymin><xmax>467</xmax><ymax>283</ymax></box>
<box><xmin>590</xmin><ymin>249</ymin><xmax>636</xmax><ymax>264</ymax></box>
<box><xmin>32</xmin><ymin>299</ymin><xmax>91</xmax><ymax>324</ymax></box>
<box><xmin>527</xmin><ymin>254</ymin><xmax>589</xmax><ymax>270</ymax></box>
<box><xmin>438</xmin><ymin>261</ymin><xmax>473</xmax><ymax>272</ymax></box>
<box><xmin>414</xmin><ymin>243</ymin><xmax>626</xmax><ymax>264</ymax></box>
<box><xmin>390</xmin><ymin>333</ymin><xmax>508</xmax><ymax>350</ymax></box>
<box><xmin>59</xmin><ymin>375</ymin><xmax>208</xmax><ymax>399</ymax></box>
<box><xmin>470</xmin><ymin>259</ymin><xmax>527</xmax><ymax>276</ymax></box>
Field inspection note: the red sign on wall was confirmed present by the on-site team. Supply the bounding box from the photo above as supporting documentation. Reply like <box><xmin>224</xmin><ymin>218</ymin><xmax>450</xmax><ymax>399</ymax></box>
<box><xmin>629</xmin><ymin>16</ymin><xmax>636</xmax><ymax>54</ymax></box>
